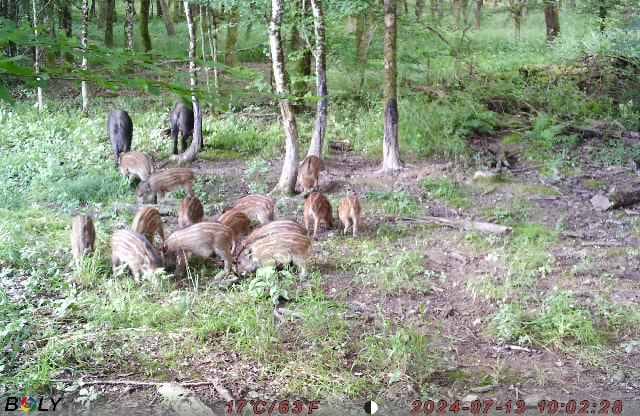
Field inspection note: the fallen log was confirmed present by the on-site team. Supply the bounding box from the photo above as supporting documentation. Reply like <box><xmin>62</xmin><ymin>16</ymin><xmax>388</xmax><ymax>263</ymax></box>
<box><xmin>398</xmin><ymin>216</ymin><xmax>511</xmax><ymax>235</ymax></box>
<box><xmin>591</xmin><ymin>183</ymin><xmax>640</xmax><ymax>211</ymax></box>
<box><xmin>158</xmin><ymin>383</ymin><xmax>217</xmax><ymax>416</ymax></box>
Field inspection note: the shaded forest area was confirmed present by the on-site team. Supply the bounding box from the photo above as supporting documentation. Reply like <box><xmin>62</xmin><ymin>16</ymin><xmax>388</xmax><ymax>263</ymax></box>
<box><xmin>1</xmin><ymin>0</ymin><xmax>640</xmax><ymax>413</ymax></box>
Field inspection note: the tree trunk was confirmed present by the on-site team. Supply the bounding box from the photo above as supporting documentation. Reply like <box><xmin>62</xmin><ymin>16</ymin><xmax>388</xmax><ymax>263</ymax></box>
<box><xmin>207</xmin><ymin>7</ymin><xmax>219</xmax><ymax>90</ymax></box>
<box><xmin>173</xmin><ymin>0</ymin><xmax>182</xmax><ymax>22</ymax></box>
<box><xmin>598</xmin><ymin>0</ymin><xmax>606</xmax><ymax>32</ymax></box>
<box><xmin>140</xmin><ymin>0</ymin><xmax>152</xmax><ymax>51</ymax></box>
<box><xmin>509</xmin><ymin>0</ymin><xmax>525</xmax><ymax>41</ymax></box>
<box><xmin>175</xmin><ymin>1</ymin><xmax>203</xmax><ymax>164</ymax></box>
<box><xmin>307</xmin><ymin>0</ymin><xmax>328</xmax><ymax>159</ymax></box>
<box><xmin>104</xmin><ymin>0</ymin><xmax>115</xmax><ymax>47</ymax></box>
<box><xmin>269</xmin><ymin>0</ymin><xmax>300</xmax><ymax>194</ymax></box>
<box><xmin>543</xmin><ymin>0</ymin><xmax>560</xmax><ymax>42</ymax></box>
<box><xmin>32</xmin><ymin>0</ymin><xmax>43</xmax><ymax>111</ymax></box>
<box><xmin>453</xmin><ymin>0</ymin><xmax>462</xmax><ymax>27</ymax></box>
<box><xmin>415</xmin><ymin>0</ymin><xmax>424</xmax><ymax>20</ymax></box>
<box><xmin>98</xmin><ymin>0</ymin><xmax>105</xmax><ymax>28</ymax></box>
<box><xmin>462</xmin><ymin>0</ymin><xmax>469</xmax><ymax>25</ymax></box>
<box><xmin>156</xmin><ymin>0</ymin><xmax>162</xmax><ymax>16</ymax></box>
<box><xmin>382</xmin><ymin>0</ymin><xmax>402</xmax><ymax>172</ymax></box>
<box><xmin>224</xmin><ymin>6</ymin><xmax>239</xmax><ymax>67</ymax></box>
<box><xmin>81</xmin><ymin>0</ymin><xmax>89</xmax><ymax>114</ymax></box>
<box><xmin>158</xmin><ymin>0</ymin><xmax>176</xmax><ymax>36</ymax></box>
<box><xmin>199</xmin><ymin>4</ymin><xmax>210</xmax><ymax>91</ymax></box>
<box><xmin>61</xmin><ymin>3</ymin><xmax>72</xmax><ymax>37</ymax></box>
<box><xmin>474</xmin><ymin>0</ymin><xmax>483</xmax><ymax>28</ymax></box>
<box><xmin>125</xmin><ymin>0</ymin><xmax>135</xmax><ymax>51</ymax></box>
<box><xmin>90</xmin><ymin>0</ymin><xmax>96</xmax><ymax>20</ymax></box>
<box><xmin>5</xmin><ymin>0</ymin><xmax>17</xmax><ymax>56</ymax></box>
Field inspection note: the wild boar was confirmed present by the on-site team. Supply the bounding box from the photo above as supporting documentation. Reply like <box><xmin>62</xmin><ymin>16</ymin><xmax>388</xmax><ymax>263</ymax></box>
<box><xmin>119</xmin><ymin>151</ymin><xmax>154</xmax><ymax>182</ymax></box>
<box><xmin>236</xmin><ymin>220</ymin><xmax>312</xmax><ymax>277</ymax></box>
<box><xmin>163</xmin><ymin>222</ymin><xmax>233</xmax><ymax>273</ymax></box>
<box><xmin>169</xmin><ymin>102</ymin><xmax>194</xmax><ymax>155</ymax></box>
<box><xmin>217</xmin><ymin>209</ymin><xmax>251</xmax><ymax>251</ymax></box>
<box><xmin>228</xmin><ymin>194</ymin><xmax>275</xmax><ymax>225</ymax></box>
<box><xmin>297</xmin><ymin>155</ymin><xmax>322</xmax><ymax>194</ymax></box>
<box><xmin>303</xmin><ymin>192</ymin><xmax>333</xmax><ymax>238</ymax></box>
<box><xmin>108</xmin><ymin>110</ymin><xmax>133</xmax><ymax>164</ymax></box>
<box><xmin>338</xmin><ymin>194</ymin><xmax>362</xmax><ymax>237</ymax></box>
<box><xmin>131</xmin><ymin>206</ymin><xmax>165</xmax><ymax>245</ymax></box>
<box><xmin>111</xmin><ymin>229</ymin><xmax>163</xmax><ymax>280</ymax></box>
<box><xmin>70</xmin><ymin>215</ymin><xmax>96</xmax><ymax>266</ymax></box>
<box><xmin>136</xmin><ymin>168</ymin><xmax>195</xmax><ymax>202</ymax></box>
<box><xmin>178</xmin><ymin>195</ymin><xmax>204</xmax><ymax>229</ymax></box>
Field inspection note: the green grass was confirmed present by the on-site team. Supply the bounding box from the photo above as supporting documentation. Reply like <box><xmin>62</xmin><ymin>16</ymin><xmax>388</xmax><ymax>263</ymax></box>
<box><xmin>422</xmin><ymin>177</ymin><xmax>471</xmax><ymax>209</ymax></box>
<box><xmin>365</xmin><ymin>191</ymin><xmax>421</xmax><ymax>216</ymax></box>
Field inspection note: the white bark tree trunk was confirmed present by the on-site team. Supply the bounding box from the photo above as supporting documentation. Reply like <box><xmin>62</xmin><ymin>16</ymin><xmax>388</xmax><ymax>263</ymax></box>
<box><xmin>307</xmin><ymin>0</ymin><xmax>328</xmax><ymax>159</ymax></box>
<box><xmin>81</xmin><ymin>0</ymin><xmax>89</xmax><ymax>113</ymax></box>
<box><xmin>269</xmin><ymin>0</ymin><xmax>300</xmax><ymax>194</ymax></box>
<box><xmin>125</xmin><ymin>0</ymin><xmax>135</xmax><ymax>51</ymax></box>
<box><xmin>381</xmin><ymin>0</ymin><xmax>403</xmax><ymax>172</ymax></box>
<box><xmin>175</xmin><ymin>1</ymin><xmax>203</xmax><ymax>164</ymax></box>
<box><xmin>199</xmin><ymin>5</ymin><xmax>210</xmax><ymax>91</ymax></box>
<box><xmin>207</xmin><ymin>8</ymin><xmax>219</xmax><ymax>91</ymax></box>
<box><xmin>32</xmin><ymin>0</ymin><xmax>43</xmax><ymax>111</ymax></box>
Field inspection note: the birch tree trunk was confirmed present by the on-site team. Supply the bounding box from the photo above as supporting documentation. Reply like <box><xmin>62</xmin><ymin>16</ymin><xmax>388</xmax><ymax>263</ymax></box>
<box><xmin>31</xmin><ymin>0</ymin><xmax>43</xmax><ymax>111</ymax></box>
<box><xmin>175</xmin><ymin>1</ymin><xmax>203</xmax><ymax>164</ymax></box>
<box><xmin>269</xmin><ymin>0</ymin><xmax>300</xmax><ymax>194</ymax></box>
<box><xmin>381</xmin><ymin>0</ymin><xmax>403</xmax><ymax>172</ymax></box>
<box><xmin>81</xmin><ymin>0</ymin><xmax>89</xmax><ymax>113</ymax></box>
<box><xmin>207</xmin><ymin>8</ymin><xmax>219</xmax><ymax>90</ymax></box>
<box><xmin>159</xmin><ymin>0</ymin><xmax>175</xmax><ymax>36</ymax></box>
<box><xmin>125</xmin><ymin>0</ymin><xmax>134</xmax><ymax>51</ymax></box>
<box><xmin>199</xmin><ymin>4</ymin><xmax>210</xmax><ymax>91</ymax></box>
<box><xmin>307</xmin><ymin>0</ymin><xmax>327</xmax><ymax>159</ymax></box>
<box><xmin>140</xmin><ymin>0</ymin><xmax>152</xmax><ymax>51</ymax></box>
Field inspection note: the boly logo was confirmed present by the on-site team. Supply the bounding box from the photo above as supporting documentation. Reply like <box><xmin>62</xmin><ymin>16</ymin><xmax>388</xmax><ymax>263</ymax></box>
<box><xmin>4</xmin><ymin>396</ymin><xmax>62</xmax><ymax>413</ymax></box>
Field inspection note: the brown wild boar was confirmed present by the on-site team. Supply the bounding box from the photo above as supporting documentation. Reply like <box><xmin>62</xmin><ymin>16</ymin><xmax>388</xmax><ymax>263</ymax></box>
<box><xmin>131</xmin><ymin>206</ymin><xmax>165</xmax><ymax>245</ymax></box>
<box><xmin>70</xmin><ymin>215</ymin><xmax>96</xmax><ymax>266</ymax></box>
<box><xmin>111</xmin><ymin>229</ymin><xmax>163</xmax><ymax>280</ymax></box>
<box><xmin>236</xmin><ymin>220</ymin><xmax>312</xmax><ymax>277</ymax></box>
<box><xmin>303</xmin><ymin>192</ymin><xmax>333</xmax><ymax>238</ymax></box>
<box><xmin>178</xmin><ymin>195</ymin><xmax>204</xmax><ymax>229</ymax></box>
<box><xmin>119</xmin><ymin>151</ymin><xmax>154</xmax><ymax>182</ymax></box>
<box><xmin>163</xmin><ymin>222</ymin><xmax>234</xmax><ymax>273</ymax></box>
<box><xmin>297</xmin><ymin>155</ymin><xmax>322</xmax><ymax>194</ymax></box>
<box><xmin>217</xmin><ymin>209</ymin><xmax>251</xmax><ymax>251</ymax></box>
<box><xmin>228</xmin><ymin>194</ymin><xmax>275</xmax><ymax>225</ymax></box>
<box><xmin>136</xmin><ymin>168</ymin><xmax>195</xmax><ymax>202</ymax></box>
<box><xmin>338</xmin><ymin>194</ymin><xmax>362</xmax><ymax>237</ymax></box>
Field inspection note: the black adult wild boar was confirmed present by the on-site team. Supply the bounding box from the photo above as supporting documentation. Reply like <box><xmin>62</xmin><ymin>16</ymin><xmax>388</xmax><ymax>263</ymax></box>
<box><xmin>170</xmin><ymin>102</ymin><xmax>194</xmax><ymax>154</ymax></box>
<box><xmin>107</xmin><ymin>110</ymin><xmax>133</xmax><ymax>164</ymax></box>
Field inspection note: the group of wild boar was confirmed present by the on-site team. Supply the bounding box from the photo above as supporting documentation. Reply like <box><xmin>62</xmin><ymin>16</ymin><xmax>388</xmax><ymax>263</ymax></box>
<box><xmin>70</xmin><ymin>104</ymin><xmax>362</xmax><ymax>281</ymax></box>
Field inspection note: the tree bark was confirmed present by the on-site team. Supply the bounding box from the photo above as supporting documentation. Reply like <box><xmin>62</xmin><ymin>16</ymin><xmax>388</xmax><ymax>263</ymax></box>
<box><xmin>156</xmin><ymin>0</ymin><xmax>162</xmax><ymax>16</ymax></box>
<box><xmin>140</xmin><ymin>0</ymin><xmax>152</xmax><ymax>51</ymax></box>
<box><xmin>173</xmin><ymin>0</ymin><xmax>182</xmax><ymax>22</ymax></box>
<box><xmin>598</xmin><ymin>0</ymin><xmax>606</xmax><ymax>32</ymax></box>
<box><xmin>199</xmin><ymin>4</ymin><xmax>210</xmax><ymax>91</ymax></box>
<box><xmin>159</xmin><ymin>0</ymin><xmax>175</xmax><ymax>36</ymax></box>
<box><xmin>382</xmin><ymin>0</ymin><xmax>402</xmax><ymax>172</ymax></box>
<box><xmin>474</xmin><ymin>0</ymin><xmax>483</xmax><ymax>28</ymax></box>
<box><xmin>61</xmin><ymin>3</ymin><xmax>72</xmax><ymax>37</ymax></box>
<box><xmin>543</xmin><ymin>0</ymin><xmax>560</xmax><ymax>42</ymax></box>
<box><xmin>104</xmin><ymin>0</ymin><xmax>115</xmax><ymax>47</ymax></box>
<box><xmin>175</xmin><ymin>1</ymin><xmax>203</xmax><ymax>165</ymax></box>
<box><xmin>81</xmin><ymin>0</ymin><xmax>90</xmax><ymax>113</ymax></box>
<box><xmin>207</xmin><ymin>7</ymin><xmax>219</xmax><ymax>90</ymax></box>
<box><xmin>269</xmin><ymin>0</ymin><xmax>300</xmax><ymax>194</ymax></box>
<box><xmin>462</xmin><ymin>0</ymin><xmax>469</xmax><ymax>25</ymax></box>
<box><xmin>415</xmin><ymin>0</ymin><xmax>424</xmax><ymax>20</ymax></box>
<box><xmin>90</xmin><ymin>0</ymin><xmax>96</xmax><ymax>20</ymax></box>
<box><xmin>224</xmin><ymin>6</ymin><xmax>239</xmax><ymax>67</ymax></box>
<box><xmin>32</xmin><ymin>0</ymin><xmax>43</xmax><ymax>111</ymax></box>
<box><xmin>125</xmin><ymin>0</ymin><xmax>135</xmax><ymax>51</ymax></box>
<box><xmin>307</xmin><ymin>0</ymin><xmax>327</xmax><ymax>159</ymax></box>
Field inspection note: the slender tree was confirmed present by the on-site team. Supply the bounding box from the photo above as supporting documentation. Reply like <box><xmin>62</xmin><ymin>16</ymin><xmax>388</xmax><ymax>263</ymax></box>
<box><xmin>90</xmin><ymin>0</ymin><xmax>96</xmax><ymax>20</ymax></box>
<box><xmin>32</xmin><ymin>0</ymin><xmax>43</xmax><ymax>111</ymax></box>
<box><xmin>158</xmin><ymin>0</ymin><xmax>176</xmax><ymax>36</ymax></box>
<box><xmin>207</xmin><ymin>7</ymin><xmax>220</xmax><ymax>90</ymax></box>
<box><xmin>224</xmin><ymin>6</ymin><xmax>239</xmax><ymax>67</ymax></box>
<box><xmin>81</xmin><ymin>0</ymin><xmax>90</xmax><ymax>113</ymax></box>
<box><xmin>269</xmin><ymin>0</ymin><xmax>300</xmax><ymax>194</ymax></box>
<box><xmin>381</xmin><ymin>0</ymin><xmax>402</xmax><ymax>172</ymax></box>
<box><xmin>544</xmin><ymin>0</ymin><xmax>560</xmax><ymax>41</ymax></box>
<box><xmin>474</xmin><ymin>0</ymin><xmax>483</xmax><ymax>28</ymax></box>
<box><xmin>125</xmin><ymin>0</ymin><xmax>135</xmax><ymax>51</ymax></box>
<box><xmin>176</xmin><ymin>1</ymin><xmax>203</xmax><ymax>164</ymax></box>
<box><xmin>416</xmin><ymin>0</ymin><xmax>425</xmax><ymax>19</ymax></box>
<box><xmin>307</xmin><ymin>0</ymin><xmax>327</xmax><ymax>159</ymax></box>
<box><xmin>140</xmin><ymin>0</ymin><xmax>152</xmax><ymax>51</ymax></box>
<box><xmin>508</xmin><ymin>0</ymin><xmax>526</xmax><ymax>40</ymax></box>
<box><xmin>104</xmin><ymin>0</ymin><xmax>115</xmax><ymax>47</ymax></box>
<box><xmin>199</xmin><ymin>4</ymin><xmax>210</xmax><ymax>91</ymax></box>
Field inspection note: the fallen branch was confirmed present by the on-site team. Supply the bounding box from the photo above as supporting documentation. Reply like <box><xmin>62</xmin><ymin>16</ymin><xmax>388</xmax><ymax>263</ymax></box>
<box><xmin>51</xmin><ymin>379</ymin><xmax>216</xmax><ymax>388</ymax></box>
<box><xmin>398</xmin><ymin>216</ymin><xmax>511</xmax><ymax>235</ymax></box>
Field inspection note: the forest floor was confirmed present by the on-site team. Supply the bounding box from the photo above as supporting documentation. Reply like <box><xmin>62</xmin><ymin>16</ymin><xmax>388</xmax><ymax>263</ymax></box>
<box><xmin>8</xmin><ymin>135</ymin><xmax>639</xmax><ymax>414</ymax></box>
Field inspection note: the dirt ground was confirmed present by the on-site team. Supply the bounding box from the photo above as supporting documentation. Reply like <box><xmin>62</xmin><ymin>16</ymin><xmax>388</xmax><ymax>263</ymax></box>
<box><xmin>41</xmin><ymin>143</ymin><xmax>640</xmax><ymax>415</ymax></box>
